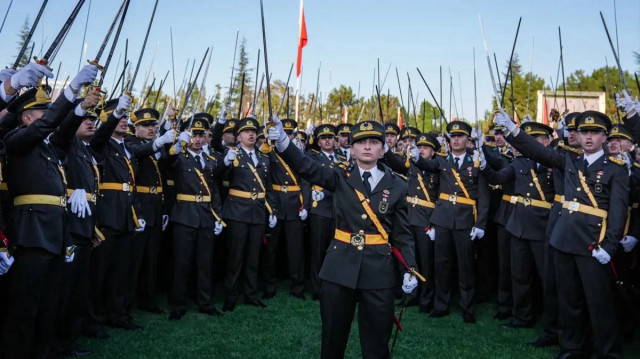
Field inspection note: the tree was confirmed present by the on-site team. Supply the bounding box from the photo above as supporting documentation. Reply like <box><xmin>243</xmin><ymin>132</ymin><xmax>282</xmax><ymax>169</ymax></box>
<box><xmin>14</xmin><ymin>17</ymin><xmax>30</xmax><ymax>67</ymax></box>
<box><xmin>229</xmin><ymin>36</ymin><xmax>253</xmax><ymax>119</ymax></box>
<box><xmin>499</xmin><ymin>53</ymin><xmax>545</xmax><ymax>122</ymax></box>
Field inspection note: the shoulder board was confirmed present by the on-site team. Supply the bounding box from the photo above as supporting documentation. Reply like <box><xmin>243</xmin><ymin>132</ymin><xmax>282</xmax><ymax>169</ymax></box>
<box><xmin>393</xmin><ymin>151</ymin><xmax>405</xmax><ymax>156</ymax></box>
<box><xmin>484</xmin><ymin>143</ymin><xmax>496</xmax><ymax>148</ymax></box>
<box><xmin>436</xmin><ymin>152</ymin><xmax>448</xmax><ymax>157</ymax></box>
<box><xmin>558</xmin><ymin>143</ymin><xmax>583</xmax><ymax>155</ymax></box>
<box><xmin>311</xmin><ymin>149</ymin><xmax>320</xmax><ymax>154</ymax></box>
<box><xmin>207</xmin><ymin>154</ymin><xmax>217</xmax><ymax>161</ymax></box>
<box><xmin>394</xmin><ymin>172</ymin><xmax>407</xmax><ymax>181</ymax></box>
<box><xmin>608</xmin><ymin>156</ymin><xmax>625</xmax><ymax>166</ymax></box>
<box><xmin>633</xmin><ymin>162</ymin><xmax>640</xmax><ymax>169</ymax></box>
<box><xmin>500</xmin><ymin>152</ymin><xmax>513</xmax><ymax>160</ymax></box>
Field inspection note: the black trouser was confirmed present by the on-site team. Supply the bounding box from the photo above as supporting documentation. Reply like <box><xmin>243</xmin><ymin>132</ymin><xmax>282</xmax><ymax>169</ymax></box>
<box><xmin>412</xmin><ymin>225</ymin><xmax>434</xmax><ymax>308</ymax></box>
<box><xmin>224</xmin><ymin>220</ymin><xmax>264</xmax><ymax>303</ymax></box>
<box><xmin>170</xmin><ymin>223</ymin><xmax>215</xmax><ymax>312</ymax></box>
<box><xmin>87</xmin><ymin>227</ymin><xmax>134</xmax><ymax>328</ymax></box>
<box><xmin>320</xmin><ymin>281</ymin><xmax>394</xmax><ymax>359</ymax></box>
<box><xmin>555</xmin><ymin>250</ymin><xmax>621</xmax><ymax>358</ymax></box>
<box><xmin>510</xmin><ymin>236</ymin><xmax>544</xmax><ymax>325</ymax></box>
<box><xmin>309</xmin><ymin>215</ymin><xmax>334</xmax><ymax>297</ymax></box>
<box><xmin>433</xmin><ymin>225</ymin><xmax>475</xmax><ymax>315</ymax></box>
<box><xmin>136</xmin><ymin>224</ymin><xmax>162</xmax><ymax>310</ymax></box>
<box><xmin>2</xmin><ymin>247</ymin><xmax>63</xmax><ymax>359</ymax></box>
<box><xmin>126</xmin><ymin>229</ymin><xmax>146</xmax><ymax>311</ymax></box>
<box><xmin>55</xmin><ymin>235</ymin><xmax>93</xmax><ymax>353</ymax></box>
<box><xmin>264</xmin><ymin>218</ymin><xmax>305</xmax><ymax>295</ymax></box>
<box><xmin>496</xmin><ymin>224</ymin><xmax>512</xmax><ymax>314</ymax></box>
<box><xmin>540</xmin><ymin>242</ymin><xmax>559</xmax><ymax>340</ymax></box>
<box><xmin>475</xmin><ymin>220</ymin><xmax>497</xmax><ymax>302</ymax></box>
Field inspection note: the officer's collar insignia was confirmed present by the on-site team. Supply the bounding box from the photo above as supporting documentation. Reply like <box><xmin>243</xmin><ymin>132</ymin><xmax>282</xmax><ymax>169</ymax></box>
<box><xmin>360</xmin><ymin>122</ymin><xmax>373</xmax><ymax>131</ymax></box>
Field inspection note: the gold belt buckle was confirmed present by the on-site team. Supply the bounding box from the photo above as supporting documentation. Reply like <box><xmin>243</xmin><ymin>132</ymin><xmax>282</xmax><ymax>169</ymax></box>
<box><xmin>448</xmin><ymin>194</ymin><xmax>457</xmax><ymax>205</ymax></box>
<box><xmin>149</xmin><ymin>186</ymin><xmax>157</xmax><ymax>194</ymax></box>
<box><xmin>195</xmin><ymin>195</ymin><xmax>203</xmax><ymax>203</ymax></box>
<box><xmin>251</xmin><ymin>192</ymin><xmax>258</xmax><ymax>200</ymax></box>
<box><xmin>567</xmin><ymin>201</ymin><xmax>580</xmax><ymax>213</ymax></box>
<box><xmin>523</xmin><ymin>197</ymin><xmax>531</xmax><ymax>207</ymax></box>
<box><xmin>281</xmin><ymin>185</ymin><xmax>288</xmax><ymax>193</ymax></box>
<box><xmin>411</xmin><ymin>196</ymin><xmax>419</xmax><ymax>205</ymax></box>
<box><xmin>122</xmin><ymin>183</ymin><xmax>130</xmax><ymax>192</ymax></box>
<box><xmin>89</xmin><ymin>193</ymin><xmax>97</xmax><ymax>203</ymax></box>
<box><xmin>509</xmin><ymin>196</ymin><xmax>517</xmax><ymax>204</ymax></box>
<box><xmin>350</xmin><ymin>230</ymin><xmax>365</xmax><ymax>251</ymax></box>
<box><xmin>60</xmin><ymin>196</ymin><xmax>68</xmax><ymax>207</ymax></box>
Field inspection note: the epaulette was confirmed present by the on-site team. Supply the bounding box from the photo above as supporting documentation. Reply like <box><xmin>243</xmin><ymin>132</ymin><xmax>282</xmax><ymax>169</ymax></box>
<box><xmin>311</xmin><ymin>149</ymin><xmax>320</xmax><ymax>154</ymax></box>
<box><xmin>608</xmin><ymin>156</ymin><xmax>625</xmax><ymax>166</ymax></box>
<box><xmin>558</xmin><ymin>143</ymin><xmax>583</xmax><ymax>155</ymax></box>
<box><xmin>633</xmin><ymin>162</ymin><xmax>640</xmax><ymax>169</ymax></box>
<box><xmin>500</xmin><ymin>152</ymin><xmax>513</xmax><ymax>160</ymax></box>
<box><xmin>484</xmin><ymin>143</ymin><xmax>497</xmax><ymax>148</ymax></box>
<box><xmin>207</xmin><ymin>154</ymin><xmax>217</xmax><ymax>161</ymax></box>
<box><xmin>436</xmin><ymin>152</ymin><xmax>448</xmax><ymax>157</ymax></box>
<box><xmin>394</xmin><ymin>172</ymin><xmax>407</xmax><ymax>181</ymax></box>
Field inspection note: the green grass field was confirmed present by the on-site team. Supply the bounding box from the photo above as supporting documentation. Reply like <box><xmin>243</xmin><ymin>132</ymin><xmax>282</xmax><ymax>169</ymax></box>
<box><xmin>78</xmin><ymin>288</ymin><xmax>640</xmax><ymax>358</ymax></box>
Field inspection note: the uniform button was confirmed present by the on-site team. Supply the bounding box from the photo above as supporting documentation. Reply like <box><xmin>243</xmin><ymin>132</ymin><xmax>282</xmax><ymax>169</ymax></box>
<box><xmin>526</xmin><ymin>193</ymin><xmax>530</xmax><ymax>196</ymax></box>
<box><xmin>529</xmin><ymin>183</ymin><xmax>533</xmax><ymax>187</ymax></box>
<box><xmin>362</xmin><ymin>214</ymin><xmax>367</xmax><ymax>220</ymax></box>
<box><xmin>577</xmin><ymin>188</ymin><xmax>582</xmax><ymax>191</ymax></box>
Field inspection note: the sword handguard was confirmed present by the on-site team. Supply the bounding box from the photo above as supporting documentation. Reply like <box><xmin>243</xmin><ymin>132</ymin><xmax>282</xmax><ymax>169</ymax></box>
<box><xmin>87</xmin><ymin>59</ymin><xmax>105</xmax><ymax>72</ymax></box>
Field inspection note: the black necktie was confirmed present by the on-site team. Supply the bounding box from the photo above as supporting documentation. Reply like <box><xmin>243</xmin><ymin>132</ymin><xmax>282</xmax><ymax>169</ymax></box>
<box><xmin>362</xmin><ymin>171</ymin><xmax>372</xmax><ymax>195</ymax></box>
<box><xmin>454</xmin><ymin>157</ymin><xmax>460</xmax><ymax>169</ymax></box>
<box><xmin>329</xmin><ymin>154</ymin><xmax>334</xmax><ymax>162</ymax></box>
<box><xmin>194</xmin><ymin>155</ymin><xmax>203</xmax><ymax>170</ymax></box>
<box><xmin>248</xmin><ymin>152</ymin><xmax>255</xmax><ymax>166</ymax></box>
<box><xmin>120</xmin><ymin>143</ymin><xmax>128</xmax><ymax>159</ymax></box>
<box><xmin>584</xmin><ymin>159</ymin><xmax>589</xmax><ymax>172</ymax></box>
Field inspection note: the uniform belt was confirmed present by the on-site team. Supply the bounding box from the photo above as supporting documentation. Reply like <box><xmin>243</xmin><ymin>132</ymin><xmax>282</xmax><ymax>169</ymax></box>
<box><xmin>272</xmin><ymin>184</ymin><xmax>300</xmax><ymax>193</ymax></box>
<box><xmin>501</xmin><ymin>194</ymin><xmax>514</xmax><ymax>203</ymax></box>
<box><xmin>407</xmin><ymin>196</ymin><xmax>435</xmax><ymax>208</ymax></box>
<box><xmin>136</xmin><ymin>186</ymin><xmax>163</xmax><ymax>194</ymax></box>
<box><xmin>562</xmin><ymin>201</ymin><xmax>608</xmax><ymax>219</ymax></box>
<box><xmin>439</xmin><ymin>192</ymin><xmax>476</xmax><ymax>206</ymax></box>
<box><xmin>512</xmin><ymin>195</ymin><xmax>552</xmax><ymax>209</ymax></box>
<box><xmin>14</xmin><ymin>194</ymin><xmax>67</xmax><ymax>207</ymax></box>
<box><xmin>0</xmin><ymin>182</ymin><xmax>7</xmax><ymax>191</ymax></box>
<box><xmin>554</xmin><ymin>194</ymin><xmax>565</xmax><ymax>203</ymax></box>
<box><xmin>228</xmin><ymin>189</ymin><xmax>265</xmax><ymax>200</ymax></box>
<box><xmin>66</xmin><ymin>189</ymin><xmax>98</xmax><ymax>204</ymax></box>
<box><xmin>176</xmin><ymin>194</ymin><xmax>211</xmax><ymax>203</ymax></box>
<box><xmin>99</xmin><ymin>182</ymin><xmax>134</xmax><ymax>192</ymax></box>
<box><xmin>166</xmin><ymin>180</ymin><xmax>175</xmax><ymax>186</ymax></box>
<box><xmin>632</xmin><ymin>203</ymin><xmax>639</xmax><ymax>209</ymax></box>
<box><xmin>222</xmin><ymin>181</ymin><xmax>230</xmax><ymax>187</ymax></box>
<box><xmin>334</xmin><ymin>228</ymin><xmax>387</xmax><ymax>248</ymax></box>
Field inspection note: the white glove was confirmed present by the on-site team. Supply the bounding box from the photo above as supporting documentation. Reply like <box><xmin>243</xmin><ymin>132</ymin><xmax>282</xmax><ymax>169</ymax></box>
<box><xmin>10</xmin><ymin>63</ymin><xmax>54</xmax><ymax>90</ymax></box>
<box><xmin>65</xmin><ymin>246</ymin><xmax>75</xmax><ymax>263</ymax></box>
<box><xmin>621</xmin><ymin>235</ymin><xmax>638</xmax><ymax>253</ymax></box>
<box><xmin>384</xmin><ymin>143</ymin><xmax>389</xmax><ymax>153</ymax></box>
<box><xmin>69</xmin><ymin>64</ymin><xmax>99</xmax><ymax>93</ymax></box>
<box><xmin>69</xmin><ymin>189</ymin><xmax>92</xmax><ymax>219</ymax></box>
<box><xmin>305</xmin><ymin>123</ymin><xmax>315</xmax><ymax>136</ymax></box>
<box><xmin>470</xmin><ymin>227</ymin><xmax>485</xmax><ymax>241</ymax></box>
<box><xmin>617</xmin><ymin>90</ymin><xmax>639</xmax><ymax>114</ymax></box>
<box><xmin>299</xmin><ymin>208</ymin><xmax>308</xmax><ymax>221</ymax></box>
<box><xmin>0</xmin><ymin>251</ymin><xmax>14</xmax><ymax>275</ymax></box>
<box><xmin>223</xmin><ymin>148</ymin><xmax>238</xmax><ymax>166</ymax></box>
<box><xmin>114</xmin><ymin>94</ymin><xmax>132</xmax><ymax>118</ymax></box>
<box><xmin>154</xmin><ymin>129</ymin><xmax>175</xmax><ymax>148</ymax></box>
<box><xmin>162</xmin><ymin>215</ymin><xmax>169</xmax><ymax>231</ymax></box>
<box><xmin>426</xmin><ymin>227</ymin><xmax>435</xmax><ymax>241</ymax></box>
<box><xmin>0</xmin><ymin>68</ymin><xmax>17</xmax><ymax>82</ymax></box>
<box><xmin>136</xmin><ymin>218</ymin><xmax>146</xmax><ymax>232</ymax></box>
<box><xmin>494</xmin><ymin>110</ymin><xmax>517</xmax><ymax>133</ymax></box>
<box><xmin>178</xmin><ymin>131</ymin><xmax>191</xmax><ymax>145</ymax></box>
<box><xmin>311</xmin><ymin>190</ymin><xmax>325</xmax><ymax>202</ymax></box>
<box><xmin>218</xmin><ymin>104</ymin><xmax>230</xmax><ymax>124</ymax></box>
<box><xmin>410</xmin><ymin>144</ymin><xmax>419</xmax><ymax>161</ymax></box>
<box><xmin>214</xmin><ymin>221</ymin><xmax>223</xmax><ymax>236</ymax></box>
<box><xmin>267</xmin><ymin>115</ymin><xmax>288</xmax><ymax>144</ymax></box>
<box><xmin>591</xmin><ymin>247</ymin><xmax>611</xmax><ymax>264</ymax></box>
<box><xmin>402</xmin><ymin>273</ymin><xmax>418</xmax><ymax>294</ymax></box>
<box><xmin>268</xmin><ymin>215</ymin><xmax>277</xmax><ymax>228</ymax></box>
<box><xmin>477</xmin><ymin>150</ymin><xmax>487</xmax><ymax>169</ymax></box>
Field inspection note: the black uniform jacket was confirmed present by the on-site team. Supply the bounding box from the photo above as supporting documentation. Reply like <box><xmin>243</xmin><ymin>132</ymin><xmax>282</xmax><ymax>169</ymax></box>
<box><xmin>277</xmin><ymin>141</ymin><xmax>416</xmax><ymax>290</ymax></box>
<box><xmin>508</xmin><ymin>131</ymin><xmax>629</xmax><ymax>257</ymax></box>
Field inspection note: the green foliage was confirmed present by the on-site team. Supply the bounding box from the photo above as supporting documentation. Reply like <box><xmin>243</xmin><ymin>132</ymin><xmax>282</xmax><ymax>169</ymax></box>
<box><xmin>13</xmin><ymin>17</ymin><xmax>31</xmax><ymax>68</ymax></box>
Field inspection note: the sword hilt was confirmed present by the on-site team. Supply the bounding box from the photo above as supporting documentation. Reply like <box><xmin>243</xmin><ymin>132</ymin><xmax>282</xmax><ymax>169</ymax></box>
<box><xmin>87</xmin><ymin>59</ymin><xmax>105</xmax><ymax>72</ymax></box>
<box><xmin>33</xmin><ymin>56</ymin><xmax>52</xmax><ymax>71</ymax></box>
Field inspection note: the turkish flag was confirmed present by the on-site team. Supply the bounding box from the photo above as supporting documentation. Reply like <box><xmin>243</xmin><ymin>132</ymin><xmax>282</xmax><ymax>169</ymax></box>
<box><xmin>397</xmin><ymin>108</ymin><xmax>403</xmax><ymax>129</ymax></box>
<box><xmin>296</xmin><ymin>0</ymin><xmax>308</xmax><ymax>78</ymax></box>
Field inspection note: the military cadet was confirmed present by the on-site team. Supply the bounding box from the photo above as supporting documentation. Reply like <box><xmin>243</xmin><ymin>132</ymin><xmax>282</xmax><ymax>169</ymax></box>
<box><xmin>125</xmin><ymin>108</ymin><xmax>176</xmax><ymax>314</ymax></box>
<box><xmin>168</xmin><ymin>118</ymin><xmax>224</xmax><ymax>320</ymax></box>
<box><xmin>296</xmin><ymin>130</ymin><xmax>308</xmax><ymax>151</ymax></box>
<box><xmin>384</xmin><ymin>123</ymin><xmax>400</xmax><ymax>150</ymax></box>
<box><xmin>400</xmin><ymin>126</ymin><xmax>419</xmax><ymax>150</ymax></box>
<box><xmin>384</xmin><ymin>132</ymin><xmax>441</xmax><ymax>313</ymax></box>
<box><xmin>50</xmin><ymin>91</ymin><xmax>102</xmax><ymax>357</ymax></box>
<box><xmin>87</xmin><ymin>94</ymin><xmax>145</xmax><ymax>334</ymax></box>
<box><xmin>263</xmin><ymin>119</ymin><xmax>309</xmax><ymax>300</ymax></box>
<box><xmin>410</xmin><ymin>121</ymin><xmax>490</xmax><ymax>323</ymax></box>
<box><xmin>268</xmin><ymin>117</ymin><xmax>419</xmax><ymax>359</ymax></box>
<box><xmin>1</xmin><ymin>64</ymin><xmax>97</xmax><ymax>359</ymax></box>
<box><xmin>617</xmin><ymin>91</ymin><xmax>640</xmax><ymax>140</ymax></box>
<box><xmin>336</xmin><ymin>124</ymin><xmax>352</xmax><ymax>161</ymax></box>
<box><xmin>495</xmin><ymin>110</ymin><xmax>629</xmax><ymax>358</ymax></box>
<box><xmin>480</xmin><ymin>122</ymin><xmax>555</xmax><ymax>329</ymax></box>
<box><xmin>215</xmin><ymin>117</ymin><xmax>278</xmax><ymax>311</ymax></box>
<box><xmin>481</xmin><ymin>123</ymin><xmax>514</xmax><ymax>320</ymax></box>
<box><xmin>306</xmin><ymin>124</ymin><xmax>339</xmax><ymax>301</ymax></box>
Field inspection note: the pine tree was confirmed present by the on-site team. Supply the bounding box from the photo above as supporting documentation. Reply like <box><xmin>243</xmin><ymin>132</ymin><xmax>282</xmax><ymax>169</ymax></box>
<box><xmin>230</xmin><ymin>37</ymin><xmax>253</xmax><ymax>118</ymax></box>
<box><xmin>14</xmin><ymin>17</ymin><xmax>30</xmax><ymax>67</ymax></box>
